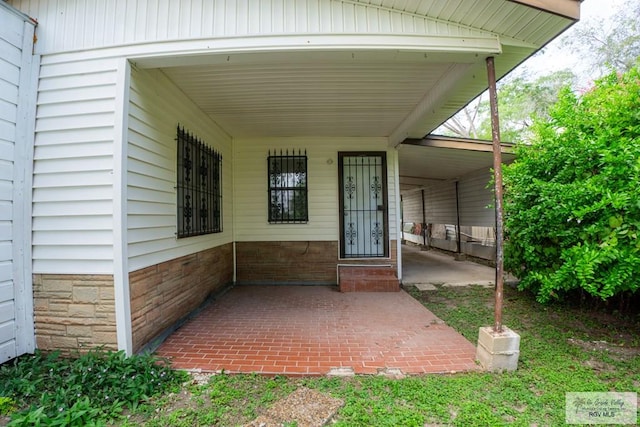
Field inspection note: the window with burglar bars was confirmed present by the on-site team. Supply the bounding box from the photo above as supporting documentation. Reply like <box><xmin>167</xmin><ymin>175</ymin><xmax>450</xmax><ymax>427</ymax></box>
<box><xmin>176</xmin><ymin>126</ymin><xmax>222</xmax><ymax>238</ymax></box>
<box><xmin>268</xmin><ymin>149</ymin><xmax>308</xmax><ymax>223</ymax></box>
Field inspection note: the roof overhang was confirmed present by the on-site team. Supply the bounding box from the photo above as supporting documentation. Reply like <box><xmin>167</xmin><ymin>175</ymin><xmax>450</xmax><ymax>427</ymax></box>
<box><xmin>130</xmin><ymin>0</ymin><xmax>579</xmax><ymax>146</ymax></box>
<box><xmin>398</xmin><ymin>136</ymin><xmax>516</xmax><ymax>191</ymax></box>
<box><xmin>127</xmin><ymin>0</ymin><xmax>578</xmax><ymax>183</ymax></box>
<box><xmin>508</xmin><ymin>0</ymin><xmax>581</xmax><ymax>20</ymax></box>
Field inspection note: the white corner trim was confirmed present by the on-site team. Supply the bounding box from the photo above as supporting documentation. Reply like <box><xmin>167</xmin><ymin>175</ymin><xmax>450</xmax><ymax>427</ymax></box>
<box><xmin>14</xmin><ymin>20</ymin><xmax>38</xmax><ymax>355</ymax></box>
<box><xmin>113</xmin><ymin>59</ymin><xmax>132</xmax><ymax>355</ymax></box>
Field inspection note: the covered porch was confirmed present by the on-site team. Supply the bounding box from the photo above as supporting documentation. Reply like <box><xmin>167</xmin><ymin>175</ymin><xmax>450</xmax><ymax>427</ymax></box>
<box><xmin>155</xmin><ymin>245</ymin><xmax>499</xmax><ymax>375</ymax></box>
<box><xmin>156</xmin><ymin>284</ymin><xmax>478</xmax><ymax>376</ymax></box>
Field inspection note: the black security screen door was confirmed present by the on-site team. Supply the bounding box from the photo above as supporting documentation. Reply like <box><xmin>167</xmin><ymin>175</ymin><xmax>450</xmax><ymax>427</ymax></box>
<box><xmin>339</xmin><ymin>152</ymin><xmax>389</xmax><ymax>258</ymax></box>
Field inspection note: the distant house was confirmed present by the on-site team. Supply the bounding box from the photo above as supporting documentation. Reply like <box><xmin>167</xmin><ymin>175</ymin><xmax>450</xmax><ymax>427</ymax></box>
<box><xmin>0</xmin><ymin>0</ymin><xmax>580</xmax><ymax>361</ymax></box>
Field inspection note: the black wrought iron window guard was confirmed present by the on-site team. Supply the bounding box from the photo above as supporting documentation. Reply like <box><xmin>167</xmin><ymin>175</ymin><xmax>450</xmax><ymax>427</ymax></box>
<box><xmin>268</xmin><ymin>149</ymin><xmax>308</xmax><ymax>223</ymax></box>
<box><xmin>177</xmin><ymin>126</ymin><xmax>222</xmax><ymax>238</ymax></box>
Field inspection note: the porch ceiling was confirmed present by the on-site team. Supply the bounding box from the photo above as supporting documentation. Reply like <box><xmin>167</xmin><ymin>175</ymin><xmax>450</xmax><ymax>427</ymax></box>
<box><xmin>146</xmin><ymin>0</ymin><xmax>576</xmax><ymax>181</ymax></box>
<box><xmin>162</xmin><ymin>53</ymin><xmax>469</xmax><ymax>139</ymax></box>
<box><xmin>153</xmin><ymin>0</ymin><xmax>577</xmax><ymax>146</ymax></box>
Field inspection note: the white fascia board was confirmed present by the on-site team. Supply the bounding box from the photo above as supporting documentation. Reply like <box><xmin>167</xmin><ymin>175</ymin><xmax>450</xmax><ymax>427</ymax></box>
<box><xmin>40</xmin><ymin>33</ymin><xmax>502</xmax><ymax>67</ymax></box>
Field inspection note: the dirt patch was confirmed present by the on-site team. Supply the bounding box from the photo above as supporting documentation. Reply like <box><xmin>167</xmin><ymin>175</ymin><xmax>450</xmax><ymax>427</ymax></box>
<box><xmin>567</xmin><ymin>338</ymin><xmax>640</xmax><ymax>361</ymax></box>
<box><xmin>246</xmin><ymin>387</ymin><xmax>343</xmax><ymax>427</ymax></box>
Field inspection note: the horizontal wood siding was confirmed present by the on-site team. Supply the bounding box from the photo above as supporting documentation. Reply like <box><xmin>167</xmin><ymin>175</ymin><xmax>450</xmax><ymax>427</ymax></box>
<box><xmin>234</xmin><ymin>137</ymin><xmax>397</xmax><ymax>242</ymax></box>
<box><xmin>401</xmin><ymin>189</ymin><xmax>423</xmax><ymax>225</ymax></box>
<box><xmin>32</xmin><ymin>56</ymin><xmax>119</xmax><ymax>274</ymax></box>
<box><xmin>401</xmin><ymin>167</ymin><xmax>494</xmax><ymax>228</ymax></box>
<box><xmin>127</xmin><ymin>66</ymin><xmax>232</xmax><ymax>272</ymax></box>
<box><xmin>424</xmin><ymin>181</ymin><xmax>457</xmax><ymax>225</ymax></box>
<box><xmin>458</xmin><ymin>168</ymin><xmax>495</xmax><ymax>227</ymax></box>
<box><xmin>10</xmin><ymin>0</ymin><xmax>493</xmax><ymax>54</ymax></box>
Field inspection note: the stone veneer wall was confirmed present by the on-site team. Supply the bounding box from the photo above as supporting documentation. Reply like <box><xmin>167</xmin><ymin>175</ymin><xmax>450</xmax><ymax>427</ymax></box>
<box><xmin>235</xmin><ymin>240</ymin><xmax>398</xmax><ymax>284</ymax></box>
<box><xmin>33</xmin><ymin>274</ymin><xmax>117</xmax><ymax>355</ymax></box>
<box><xmin>129</xmin><ymin>243</ymin><xmax>233</xmax><ymax>353</ymax></box>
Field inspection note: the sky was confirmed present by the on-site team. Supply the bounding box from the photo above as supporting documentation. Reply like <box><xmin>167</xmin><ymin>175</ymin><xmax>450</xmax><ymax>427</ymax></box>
<box><xmin>517</xmin><ymin>0</ymin><xmax>625</xmax><ymax>83</ymax></box>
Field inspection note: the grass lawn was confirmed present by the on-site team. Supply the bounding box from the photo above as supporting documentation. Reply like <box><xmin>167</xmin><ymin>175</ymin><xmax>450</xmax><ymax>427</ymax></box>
<box><xmin>2</xmin><ymin>285</ymin><xmax>639</xmax><ymax>426</ymax></box>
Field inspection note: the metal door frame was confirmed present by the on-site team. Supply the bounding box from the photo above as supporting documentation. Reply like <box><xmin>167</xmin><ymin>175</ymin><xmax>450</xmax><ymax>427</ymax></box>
<box><xmin>338</xmin><ymin>151</ymin><xmax>389</xmax><ymax>258</ymax></box>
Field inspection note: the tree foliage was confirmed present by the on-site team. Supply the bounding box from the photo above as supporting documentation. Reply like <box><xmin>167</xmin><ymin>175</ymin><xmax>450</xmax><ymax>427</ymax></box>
<box><xmin>562</xmin><ymin>0</ymin><xmax>640</xmax><ymax>75</ymax></box>
<box><xmin>502</xmin><ymin>67</ymin><xmax>640</xmax><ymax>303</ymax></box>
<box><xmin>480</xmin><ymin>70</ymin><xmax>576</xmax><ymax>143</ymax></box>
<box><xmin>439</xmin><ymin>94</ymin><xmax>488</xmax><ymax>139</ymax></box>
<box><xmin>438</xmin><ymin>70</ymin><xmax>576</xmax><ymax>142</ymax></box>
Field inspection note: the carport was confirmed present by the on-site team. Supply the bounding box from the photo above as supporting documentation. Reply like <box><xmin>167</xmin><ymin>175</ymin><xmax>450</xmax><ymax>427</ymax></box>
<box><xmin>398</xmin><ymin>136</ymin><xmax>516</xmax><ymax>267</ymax></box>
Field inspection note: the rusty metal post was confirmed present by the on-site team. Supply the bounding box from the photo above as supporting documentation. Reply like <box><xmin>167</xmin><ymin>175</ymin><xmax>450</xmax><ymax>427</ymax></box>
<box><xmin>486</xmin><ymin>56</ymin><xmax>504</xmax><ymax>333</ymax></box>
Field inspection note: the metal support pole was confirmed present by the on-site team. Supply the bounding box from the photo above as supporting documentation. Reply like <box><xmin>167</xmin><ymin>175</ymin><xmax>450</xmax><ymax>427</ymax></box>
<box><xmin>421</xmin><ymin>189</ymin><xmax>427</xmax><ymax>246</ymax></box>
<box><xmin>455</xmin><ymin>181</ymin><xmax>461</xmax><ymax>254</ymax></box>
<box><xmin>486</xmin><ymin>56</ymin><xmax>504</xmax><ymax>333</ymax></box>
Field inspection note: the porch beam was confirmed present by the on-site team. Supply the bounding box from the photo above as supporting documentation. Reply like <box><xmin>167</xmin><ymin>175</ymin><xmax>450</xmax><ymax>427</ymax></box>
<box><xmin>128</xmin><ymin>34</ymin><xmax>503</xmax><ymax>69</ymax></box>
<box><xmin>486</xmin><ymin>56</ymin><xmax>505</xmax><ymax>333</ymax></box>
<box><xmin>403</xmin><ymin>136</ymin><xmax>514</xmax><ymax>154</ymax></box>
<box><xmin>390</xmin><ymin>63</ymin><xmax>472</xmax><ymax>147</ymax></box>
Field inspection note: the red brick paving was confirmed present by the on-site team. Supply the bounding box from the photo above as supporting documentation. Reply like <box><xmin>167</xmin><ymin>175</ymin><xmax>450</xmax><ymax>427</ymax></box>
<box><xmin>156</xmin><ymin>286</ymin><xmax>480</xmax><ymax>376</ymax></box>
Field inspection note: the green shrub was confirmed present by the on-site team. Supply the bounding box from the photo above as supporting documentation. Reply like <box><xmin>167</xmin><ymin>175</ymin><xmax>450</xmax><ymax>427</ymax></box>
<box><xmin>0</xmin><ymin>349</ymin><xmax>188</xmax><ymax>426</ymax></box>
<box><xmin>503</xmin><ymin>67</ymin><xmax>640</xmax><ymax>302</ymax></box>
<box><xmin>0</xmin><ymin>396</ymin><xmax>17</xmax><ymax>416</ymax></box>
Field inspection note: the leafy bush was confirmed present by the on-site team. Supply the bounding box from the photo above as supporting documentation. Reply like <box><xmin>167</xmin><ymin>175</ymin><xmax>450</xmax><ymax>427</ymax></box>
<box><xmin>0</xmin><ymin>349</ymin><xmax>188</xmax><ymax>426</ymax></box>
<box><xmin>0</xmin><ymin>396</ymin><xmax>17</xmax><ymax>416</ymax></box>
<box><xmin>503</xmin><ymin>67</ymin><xmax>640</xmax><ymax>302</ymax></box>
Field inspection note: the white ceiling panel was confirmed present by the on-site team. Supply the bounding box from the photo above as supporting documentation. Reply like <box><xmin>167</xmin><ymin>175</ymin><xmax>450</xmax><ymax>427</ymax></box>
<box><xmin>153</xmin><ymin>0</ymin><xmax>577</xmax><ymax>183</ymax></box>
<box><xmin>163</xmin><ymin>59</ymin><xmax>458</xmax><ymax>137</ymax></box>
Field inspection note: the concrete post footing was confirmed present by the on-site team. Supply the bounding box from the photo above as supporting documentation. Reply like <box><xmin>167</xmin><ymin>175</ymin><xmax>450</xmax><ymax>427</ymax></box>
<box><xmin>476</xmin><ymin>326</ymin><xmax>520</xmax><ymax>372</ymax></box>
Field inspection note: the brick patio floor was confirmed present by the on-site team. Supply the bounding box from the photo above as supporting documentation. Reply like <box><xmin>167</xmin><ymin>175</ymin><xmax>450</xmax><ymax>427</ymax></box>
<box><xmin>156</xmin><ymin>285</ymin><xmax>479</xmax><ymax>376</ymax></box>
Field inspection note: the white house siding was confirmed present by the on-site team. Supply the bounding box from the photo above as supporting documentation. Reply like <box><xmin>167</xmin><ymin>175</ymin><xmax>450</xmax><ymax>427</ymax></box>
<box><xmin>424</xmin><ymin>181</ymin><xmax>457</xmax><ymax>225</ymax></box>
<box><xmin>458</xmin><ymin>168</ymin><xmax>494</xmax><ymax>227</ymax></box>
<box><xmin>400</xmin><ymin>167</ymin><xmax>496</xmax><ymax>256</ymax></box>
<box><xmin>401</xmin><ymin>182</ymin><xmax>456</xmax><ymax>247</ymax></box>
<box><xmin>233</xmin><ymin>137</ymin><xmax>397</xmax><ymax>243</ymax></box>
<box><xmin>401</xmin><ymin>188</ymin><xmax>425</xmax><ymax>245</ymax></box>
<box><xmin>32</xmin><ymin>56</ymin><xmax>120</xmax><ymax>275</ymax></box>
<box><xmin>0</xmin><ymin>2</ymin><xmax>37</xmax><ymax>362</ymax></box>
<box><xmin>10</xmin><ymin>0</ymin><xmax>494</xmax><ymax>55</ymax></box>
<box><xmin>127</xmin><ymin>66</ymin><xmax>233</xmax><ymax>272</ymax></box>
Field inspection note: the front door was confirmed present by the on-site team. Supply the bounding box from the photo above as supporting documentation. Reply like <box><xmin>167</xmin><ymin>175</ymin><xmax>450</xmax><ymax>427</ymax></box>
<box><xmin>338</xmin><ymin>152</ymin><xmax>389</xmax><ymax>258</ymax></box>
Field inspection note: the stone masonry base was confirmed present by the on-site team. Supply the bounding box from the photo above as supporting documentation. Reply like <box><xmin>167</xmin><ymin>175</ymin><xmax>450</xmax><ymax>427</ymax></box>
<box><xmin>129</xmin><ymin>243</ymin><xmax>233</xmax><ymax>353</ymax></box>
<box><xmin>33</xmin><ymin>274</ymin><xmax>117</xmax><ymax>355</ymax></box>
